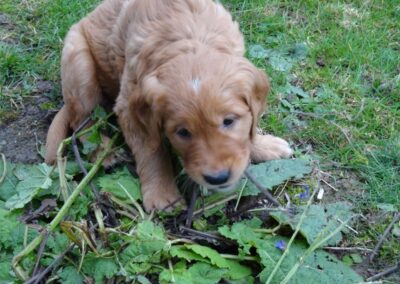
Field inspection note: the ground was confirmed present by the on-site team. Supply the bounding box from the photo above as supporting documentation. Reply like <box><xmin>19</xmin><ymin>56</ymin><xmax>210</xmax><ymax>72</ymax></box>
<box><xmin>0</xmin><ymin>0</ymin><xmax>399</xmax><ymax>282</ymax></box>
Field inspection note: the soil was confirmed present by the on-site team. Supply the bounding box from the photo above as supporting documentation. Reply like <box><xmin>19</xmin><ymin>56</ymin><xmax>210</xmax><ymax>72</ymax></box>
<box><xmin>0</xmin><ymin>81</ymin><xmax>58</xmax><ymax>164</ymax></box>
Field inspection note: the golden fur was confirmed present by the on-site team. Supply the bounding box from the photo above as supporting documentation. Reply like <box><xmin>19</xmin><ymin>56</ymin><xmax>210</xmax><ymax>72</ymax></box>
<box><xmin>45</xmin><ymin>0</ymin><xmax>292</xmax><ymax>211</ymax></box>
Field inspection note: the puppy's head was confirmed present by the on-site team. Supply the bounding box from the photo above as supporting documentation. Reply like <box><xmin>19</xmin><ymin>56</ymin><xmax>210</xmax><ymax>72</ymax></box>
<box><xmin>132</xmin><ymin>52</ymin><xmax>269</xmax><ymax>190</ymax></box>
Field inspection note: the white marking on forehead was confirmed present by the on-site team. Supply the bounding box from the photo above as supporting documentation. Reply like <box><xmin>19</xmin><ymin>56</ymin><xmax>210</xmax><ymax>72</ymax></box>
<box><xmin>190</xmin><ymin>78</ymin><xmax>201</xmax><ymax>94</ymax></box>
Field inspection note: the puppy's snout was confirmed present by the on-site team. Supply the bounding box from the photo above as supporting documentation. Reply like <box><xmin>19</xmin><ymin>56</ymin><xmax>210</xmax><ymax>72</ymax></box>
<box><xmin>203</xmin><ymin>170</ymin><xmax>230</xmax><ymax>185</ymax></box>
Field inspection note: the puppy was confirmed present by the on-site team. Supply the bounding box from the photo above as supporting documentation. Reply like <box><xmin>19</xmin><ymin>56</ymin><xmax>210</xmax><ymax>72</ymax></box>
<box><xmin>45</xmin><ymin>0</ymin><xmax>292</xmax><ymax>212</ymax></box>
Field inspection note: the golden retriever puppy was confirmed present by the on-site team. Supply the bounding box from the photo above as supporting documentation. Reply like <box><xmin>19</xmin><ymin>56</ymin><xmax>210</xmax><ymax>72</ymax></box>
<box><xmin>45</xmin><ymin>0</ymin><xmax>293</xmax><ymax>212</ymax></box>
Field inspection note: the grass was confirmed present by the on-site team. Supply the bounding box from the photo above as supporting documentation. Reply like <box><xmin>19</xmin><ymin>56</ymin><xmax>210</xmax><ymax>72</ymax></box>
<box><xmin>1</xmin><ymin>0</ymin><xmax>399</xmax><ymax>280</ymax></box>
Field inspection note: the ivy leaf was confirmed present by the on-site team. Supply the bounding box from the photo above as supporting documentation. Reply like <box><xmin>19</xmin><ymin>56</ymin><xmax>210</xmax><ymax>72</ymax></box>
<box><xmin>97</xmin><ymin>167</ymin><xmax>141</xmax><ymax>200</ymax></box>
<box><xmin>244</xmin><ymin>159</ymin><xmax>312</xmax><ymax>196</ymax></box>
<box><xmin>270</xmin><ymin>202</ymin><xmax>353</xmax><ymax>245</ymax></box>
<box><xmin>5</xmin><ymin>163</ymin><xmax>53</xmax><ymax>210</ymax></box>
<box><xmin>58</xmin><ymin>266</ymin><xmax>83</xmax><ymax>284</ymax></box>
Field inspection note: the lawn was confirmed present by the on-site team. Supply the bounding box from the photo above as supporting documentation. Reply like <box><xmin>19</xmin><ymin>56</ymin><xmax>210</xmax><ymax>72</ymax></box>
<box><xmin>0</xmin><ymin>0</ymin><xmax>399</xmax><ymax>283</ymax></box>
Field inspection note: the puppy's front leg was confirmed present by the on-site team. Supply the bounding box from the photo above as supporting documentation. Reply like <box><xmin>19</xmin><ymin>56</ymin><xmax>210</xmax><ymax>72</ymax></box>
<box><xmin>134</xmin><ymin>144</ymin><xmax>184</xmax><ymax>212</ymax></box>
<box><xmin>250</xmin><ymin>134</ymin><xmax>293</xmax><ymax>163</ymax></box>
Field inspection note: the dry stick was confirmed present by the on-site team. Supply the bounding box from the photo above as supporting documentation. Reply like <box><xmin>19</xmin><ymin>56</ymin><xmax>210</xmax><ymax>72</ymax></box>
<box><xmin>12</xmin><ymin>133</ymin><xmax>119</xmax><ymax>281</ymax></box>
<box><xmin>265</xmin><ymin>187</ymin><xmax>318</xmax><ymax>284</ymax></box>
<box><xmin>244</xmin><ymin>169</ymin><xmax>280</xmax><ymax>207</ymax></box>
<box><xmin>369</xmin><ymin>212</ymin><xmax>400</xmax><ymax>262</ymax></box>
<box><xmin>0</xmin><ymin>153</ymin><xmax>7</xmax><ymax>186</ymax></box>
<box><xmin>367</xmin><ymin>262</ymin><xmax>400</xmax><ymax>281</ymax></box>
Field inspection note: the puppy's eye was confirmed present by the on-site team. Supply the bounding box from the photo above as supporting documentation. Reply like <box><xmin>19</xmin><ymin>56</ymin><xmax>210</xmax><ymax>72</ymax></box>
<box><xmin>176</xmin><ymin>128</ymin><xmax>192</xmax><ymax>139</ymax></box>
<box><xmin>223</xmin><ymin>118</ymin><xmax>236</xmax><ymax>128</ymax></box>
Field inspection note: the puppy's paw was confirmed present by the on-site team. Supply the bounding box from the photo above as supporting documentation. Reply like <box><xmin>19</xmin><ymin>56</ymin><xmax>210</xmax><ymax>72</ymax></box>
<box><xmin>251</xmin><ymin>134</ymin><xmax>293</xmax><ymax>163</ymax></box>
<box><xmin>142</xmin><ymin>185</ymin><xmax>186</xmax><ymax>213</ymax></box>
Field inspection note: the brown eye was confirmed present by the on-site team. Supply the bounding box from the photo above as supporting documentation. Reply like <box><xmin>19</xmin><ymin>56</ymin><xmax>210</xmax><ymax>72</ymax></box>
<box><xmin>176</xmin><ymin>128</ymin><xmax>192</xmax><ymax>139</ymax></box>
<box><xmin>223</xmin><ymin>117</ymin><xmax>236</xmax><ymax>128</ymax></box>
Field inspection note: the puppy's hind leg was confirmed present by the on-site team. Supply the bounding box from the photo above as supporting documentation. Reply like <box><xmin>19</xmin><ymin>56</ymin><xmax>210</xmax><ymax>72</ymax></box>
<box><xmin>45</xmin><ymin>24</ymin><xmax>102</xmax><ymax>164</ymax></box>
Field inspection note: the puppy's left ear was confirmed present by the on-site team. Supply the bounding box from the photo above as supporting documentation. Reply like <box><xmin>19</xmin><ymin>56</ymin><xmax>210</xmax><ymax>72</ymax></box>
<box><xmin>245</xmin><ymin>64</ymin><xmax>270</xmax><ymax>140</ymax></box>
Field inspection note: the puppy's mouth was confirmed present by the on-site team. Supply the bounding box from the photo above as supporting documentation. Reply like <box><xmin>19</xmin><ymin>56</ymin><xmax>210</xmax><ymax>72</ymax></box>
<box><xmin>203</xmin><ymin>182</ymin><xmax>238</xmax><ymax>193</ymax></box>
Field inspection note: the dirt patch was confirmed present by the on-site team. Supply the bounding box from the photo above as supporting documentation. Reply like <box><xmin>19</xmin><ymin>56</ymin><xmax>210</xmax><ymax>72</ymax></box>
<box><xmin>0</xmin><ymin>81</ymin><xmax>58</xmax><ymax>164</ymax></box>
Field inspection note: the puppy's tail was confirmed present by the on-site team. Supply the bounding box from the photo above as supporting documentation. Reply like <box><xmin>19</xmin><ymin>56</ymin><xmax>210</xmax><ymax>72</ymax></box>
<box><xmin>45</xmin><ymin>106</ymin><xmax>70</xmax><ymax>164</ymax></box>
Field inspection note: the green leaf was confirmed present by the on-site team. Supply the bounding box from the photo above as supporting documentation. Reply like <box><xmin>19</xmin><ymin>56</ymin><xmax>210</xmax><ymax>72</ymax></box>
<box><xmin>81</xmin><ymin>254</ymin><xmax>118</xmax><ymax>284</ymax></box>
<box><xmin>270</xmin><ymin>202</ymin><xmax>353</xmax><ymax>245</ymax></box>
<box><xmin>377</xmin><ymin>203</ymin><xmax>396</xmax><ymax>212</ymax></box>
<box><xmin>188</xmin><ymin>263</ymin><xmax>226</xmax><ymax>284</ymax></box>
<box><xmin>5</xmin><ymin>163</ymin><xmax>53</xmax><ymax>210</ymax></box>
<box><xmin>224</xmin><ymin>259</ymin><xmax>252</xmax><ymax>280</ymax></box>
<box><xmin>97</xmin><ymin>167</ymin><xmax>141</xmax><ymax>200</ymax></box>
<box><xmin>287</xmin><ymin>42</ymin><xmax>309</xmax><ymax>60</ymax></box>
<box><xmin>170</xmin><ymin>246</ymin><xmax>210</xmax><ymax>263</ymax></box>
<box><xmin>269</xmin><ymin>55</ymin><xmax>292</xmax><ymax>72</ymax></box>
<box><xmin>0</xmin><ymin>207</ymin><xmax>24</xmax><ymax>250</ymax></box>
<box><xmin>0</xmin><ymin>259</ymin><xmax>15</xmax><ymax>283</ymax></box>
<box><xmin>350</xmin><ymin>253</ymin><xmax>363</xmax><ymax>264</ymax></box>
<box><xmin>58</xmin><ymin>266</ymin><xmax>83</xmax><ymax>284</ymax></box>
<box><xmin>0</xmin><ymin>161</ymin><xmax>18</xmax><ymax>201</ymax></box>
<box><xmin>218</xmin><ymin>222</ymin><xmax>262</xmax><ymax>255</ymax></box>
<box><xmin>244</xmin><ymin>159</ymin><xmax>312</xmax><ymax>196</ymax></box>
<box><xmin>248</xmin><ymin>44</ymin><xmax>269</xmax><ymax>59</ymax></box>
<box><xmin>184</xmin><ymin>245</ymin><xmax>229</xmax><ymax>268</ymax></box>
<box><xmin>258</xmin><ymin>236</ymin><xmax>363</xmax><ymax>283</ymax></box>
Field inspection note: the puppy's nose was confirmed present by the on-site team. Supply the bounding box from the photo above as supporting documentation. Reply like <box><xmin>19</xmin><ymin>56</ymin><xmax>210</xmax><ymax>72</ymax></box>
<box><xmin>203</xmin><ymin>170</ymin><xmax>230</xmax><ymax>185</ymax></box>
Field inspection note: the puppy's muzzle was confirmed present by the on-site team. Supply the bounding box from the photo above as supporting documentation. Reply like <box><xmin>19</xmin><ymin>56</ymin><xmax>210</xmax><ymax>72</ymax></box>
<box><xmin>203</xmin><ymin>169</ymin><xmax>230</xmax><ymax>185</ymax></box>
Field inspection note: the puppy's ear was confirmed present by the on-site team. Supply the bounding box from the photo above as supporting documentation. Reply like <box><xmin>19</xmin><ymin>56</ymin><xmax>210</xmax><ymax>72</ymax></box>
<box><xmin>244</xmin><ymin>63</ymin><xmax>270</xmax><ymax>140</ymax></box>
<box><xmin>128</xmin><ymin>75</ymin><xmax>167</xmax><ymax>150</ymax></box>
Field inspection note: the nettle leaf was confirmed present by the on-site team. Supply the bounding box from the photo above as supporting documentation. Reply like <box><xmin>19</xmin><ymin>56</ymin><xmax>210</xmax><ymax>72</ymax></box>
<box><xmin>58</xmin><ymin>266</ymin><xmax>83</xmax><ymax>284</ymax></box>
<box><xmin>0</xmin><ymin>207</ymin><xmax>24</xmax><ymax>250</ymax></box>
<box><xmin>170</xmin><ymin>246</ymin><xmax>210</xmax><ymax>263</ymax></box>
<box><xmin>81</xmin><ymin>129</ymin><xmax>101</xmax><ymax>155</ymax></box>
<box><xmin>0</xmin><ymin>256</ymin><xmax>15</xmax><ymax>283</ymax></box>
<box><xmin>121</xmin><ymin>221</ymin><xmax>167</xmax><ymax>275</ymax></box>
<box><xmin>5</xmin><ymin>163</ymin><xmax>53</xmax><ymax>210</ymax></box>
<box><xmin>218</xmin><ymin>221</ymin><xmax>262</xmax><ymax>255</ymax></box>
<box><xmin>0</xmin><ymin>161</ymin><xmax>18</xmax><ymax>201</ymax></box>
<box><xmin>244</xmin><ymin>159</ymin><xmax>312</xmax><ymax>196</ymax></box>
<box><xmin>258</xmin><ymin>236</ymin><xmax>363</xmax><ymax>283</ymax></box>
<box><xmin>270</xmin><ymin>202</ymin><xmax>354</xmax><ymax>246</ymax></box>
<box><xmin>81</xmin><ymin>254</ymin><xmax>118</xmax><ymax>284</ymax></box>
<box><xmin>97</xmin><ymin>167</ymin><xmax>141</xmax><ymax>200</ymax></box>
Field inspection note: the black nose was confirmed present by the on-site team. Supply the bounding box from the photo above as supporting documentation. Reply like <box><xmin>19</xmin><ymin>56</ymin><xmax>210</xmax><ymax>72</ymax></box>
<box><xmin>203</xmin><ymin>170</ymin><xmax>230</xmax><ymax>185</ymax></box>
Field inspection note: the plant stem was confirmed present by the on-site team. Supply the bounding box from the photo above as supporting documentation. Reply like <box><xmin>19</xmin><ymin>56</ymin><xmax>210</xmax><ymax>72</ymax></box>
<box><xmin>0</xmin><ymin>153</ymin><xmax>7</xmax><ymax>185</ymax></box>
<box><xmin>12</xmin><ymin>133</ymin><xmax>119</xmax><ymax>281</ymax></box>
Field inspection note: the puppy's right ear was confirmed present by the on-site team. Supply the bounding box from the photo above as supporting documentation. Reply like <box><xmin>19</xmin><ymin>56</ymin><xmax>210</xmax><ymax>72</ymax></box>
<box><xmin>114</xmin><ymin>75</ymin><xmax>166</xmax><ymax>151</ymax></box>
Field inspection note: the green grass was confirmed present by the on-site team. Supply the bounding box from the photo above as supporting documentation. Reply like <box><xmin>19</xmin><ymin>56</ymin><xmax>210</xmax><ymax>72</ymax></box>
<box><xmin>1</xmin><ymin>0</ymin><xmax>399</xmax><ymax>279</ymax></box>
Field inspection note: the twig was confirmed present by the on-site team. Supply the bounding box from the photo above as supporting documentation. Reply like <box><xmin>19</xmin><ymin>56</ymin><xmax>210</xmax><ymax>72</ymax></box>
<box><xmin>244</xmin><ymin>169</ymin><xmax>280</xmax><ymax>207</ymax></box>
<box><xmin>12</xmin><ymin>133</ymin><xmax>119</xmax><ymax>281</ymax></box>
<box><xmin>320</xmin><ymin>179</ymin><xmax>338</xmax><ymax>192</ymax></box>
<box><xmin>185</xmin><ymin>186</ymin><xmax>199</xmax><ymax>227</ymax></box>
<box><xmin>193</xmin><ymin>193</ymin><xmax>238</xmax><ymax>216</ymax></box>
<box><xmin>0</xmin><ymin>153</ymin><xmax>7</xmax><ymax>185</ymax></box>
<box><xmin>323</xmin><ymin>246</ymin><xmax>373</xmax><ymax>252</ymax></box>
<box><xmin>265</xmin><ymin>187</ymin><xmax>318</xmax><ymax>284</ymax></box>
<box><xmin>31</xmin><ymin>231</ymin><xmax>49</xmax><ymax>277</ymax></box>
<box><xmin>367</xmin><ymin>262</ymin><xmax>400</xmax><ymax>281</ymax></box>
<box><xmin>24</xmin><ymin>244</ymin><xmax>74</xmax><ymax>284</ymax></box>
<box><xmin>234</xmin><ymin>178</ymin><xmax>248</xmax><ymax>211</ymax></box>
<box><xmin>369</xmin><ymin>212</ymin><xmax>400</xmax><ymax>262</ymax></box>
